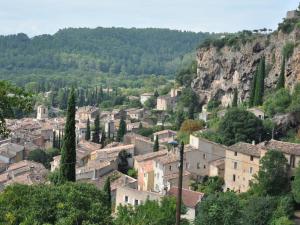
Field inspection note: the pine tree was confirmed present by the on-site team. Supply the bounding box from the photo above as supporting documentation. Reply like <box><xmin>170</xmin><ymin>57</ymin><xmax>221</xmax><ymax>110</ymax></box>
<box><xmin>85</xmin><ymin>118</ymin><xmax>91</xmax><ymax>141</ymax></box>
<box><xmin>153</xmin><ymin>135</ymin><xmax>159</xmax><ymax>152</ymax></box>
<box><xmin>117</xmin><ymin>118</ymin><xmax>126</xmax><ymax>142</ymax></box>
<box><xmin>254</xmin><ymin>57</ymin><xmax>265</xmax><ymax>106</ymax></box>
<box><xmin>276</xmin><ymin>57</ymin><xmax>286</xmax><ymax>90</ymax></box>
<box><xmin>249</xmin><ymin>66</ymin><xmax>258</xmax><ymax>107</ymax></box>
<box><xmin>103</xmin><ymin>177</ymin><xmax>112</xmax><ymax>213</ymax></box>
<box><xmin>232</xmin><ymin>88</ymin><xmax>238</xmax><ymax>107</ymax></box>
<box><xmin>188</xmin><ymin>104</ymin><xmax>194</xmax><ymax>119</ymax></box>
<box><xmin>60</xmin><ymin>88</ymin><xmax>76</xmax><ymax>182</ymax></box>
<box><xmin>101</xmin><ymin>130</ymin><xmax>106</xmax><ymax>149</ymax></box>
<box><xmin>52</xmin><ymin>131</ymin><xmax>56</xmax><ymax>148</ymax></box>
<box><xmin>92</xmin><ymin>115</ymin><xmax>100</xmax><ymax>144</ymax></box>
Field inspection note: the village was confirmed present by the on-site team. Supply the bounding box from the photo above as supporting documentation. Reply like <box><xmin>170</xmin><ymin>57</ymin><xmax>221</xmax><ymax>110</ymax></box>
<box><xmin>1</xmin><ymin>81</ymin><xmax>299</xmax><ymax>222</ymax></box>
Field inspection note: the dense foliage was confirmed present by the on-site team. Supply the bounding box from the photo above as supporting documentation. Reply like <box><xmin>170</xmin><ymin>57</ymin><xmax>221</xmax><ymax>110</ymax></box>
<box><xmin>0</xmin><ymin>28</ymin><xmax>211</xmax><ymax>78</ymax></box>
<box><xmin>28</xmin><ymin>148</ymin><xmax>60</xmax><ymax>169</ymax></box>
<box><xmin>0</xmin><ymin>183</ymin><xmax>112</xmax><ymax>225</ymax></box>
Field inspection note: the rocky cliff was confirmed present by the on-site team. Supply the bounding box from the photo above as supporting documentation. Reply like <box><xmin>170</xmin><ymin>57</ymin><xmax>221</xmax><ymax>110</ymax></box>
<box><xmin>192</xmin><ymin>27</ymin><xmax>300</xmax><ymax>107</ymax></box>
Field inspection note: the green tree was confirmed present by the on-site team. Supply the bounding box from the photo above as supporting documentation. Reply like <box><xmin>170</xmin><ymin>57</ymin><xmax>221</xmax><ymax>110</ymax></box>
<box><xmin>101</xmin><ymin>131</ymin><xmax>107</xmax><ymax>148</ymax></box>
<box><xmin>254</xmin><ymin>57</ymin><xmax>266</xmax><ymax>106</ymax></box>
<box><xmin>180</xmin><ymin>119</ymin><xmax>205</xmax><ymax>134</ymax></box>
<box><xmin>192</xmin><ymin>176</ymin><xmax>224</xmax><ymax>195</ymax></box>
<box><xmin>115</xmin><ymin>197</ymin><xmax>182</xmax><ymax>225</ymax></box>
<box><xmin>117</xmin><ymin>150</ymin><xmax>130</xmax><ymax>174</ymax></box>
<box><xmin>27</xmin><ymin>149</ymin><xmax>49</xmax><ymax>168</ymax></box>
<box><xmin>0</xmin><ymin>183</ymin><xmax>112</xmax><ymax>225</ymax></box>
<box><xmin>232</xmin><ymin>88</ymin><xmax>238</xmax><ymax>107</ymax></box>
<box><xmin>153</xmin><ymin>135</ymin><xmax>159</xmax><ymax>152</ymax></box>
<box><xmin>85</xmin><ymin>118</ymin><xmax>91</xmax><ymax>141</ymax></box>
<box><xmin>0</xmin><ymin>81</ymin><xmax>32</xmax><ymax>137</ymax></box>
<box><xmin>249</xmin><ymin>66</ymin><xmax>259</xmax><ymax>107</ymax></box>
<box><xmin>288</xmin><ymin>83</ymin><xmax>300</xmax><ymax>113</ymax></box>
<box><xmin>251</xmin><ymin>150</ymin><xmax>289</xmax><ymax>196</ymax></box>
<box><xmin>218</xmin><ymin>108</ymin><xmax>264</xmax><ymax>146</ymax></box>
<box><xmin>276</xmin><ymin>57</ymin><xmax>286</xmax><ymax>90</ymax></box>
<box><xmin>92</xmin><ymin>115</ymin><xmax>100</xmax><ymax>143</ymax></box>
<box><xmin>60</xmin><ymin>88</ymin><xmax>76</xmax><ymax>182</ymax></box>
<box><xmin>103</xmin><ymin>177</ymin><xmax>112</xmax><ymax>214</ymax></box>
<box><xmin>263</xmin><ymin>89</ymin><xmax>291</xmax><ymax>117</ymax></box>
<box><xmin>175</xmin><ymin>110</ymin><xmax>185</xmax><ymax>130</ymax></box>
<box><xmin>144</xmin><ymin>96</ymin><xmax>156</xmax><ymax>109</ymax></box>
<box><xmin>195</xmin><ymin>192</ymin><xmax>241</xmax><ymax>225</ymax></box>
<box><xmin>292</xmin><ymin>161</ymin><xmax>300</xmax><ymax>203</ymax></box>
<box><xmin>117</xmin><ymin>118</ymin><xmax>127</xmax><ymax>142</ymax></box>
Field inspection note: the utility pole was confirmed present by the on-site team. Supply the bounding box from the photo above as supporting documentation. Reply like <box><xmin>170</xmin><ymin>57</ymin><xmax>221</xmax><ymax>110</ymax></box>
<box><xmin>175</xmin><ymin>141</ymin><xmax>184</xmax><ymax>225</ymax></box>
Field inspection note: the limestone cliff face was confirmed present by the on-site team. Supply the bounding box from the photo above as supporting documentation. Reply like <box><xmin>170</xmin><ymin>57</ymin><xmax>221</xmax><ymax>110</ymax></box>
<box><xmin>192</xmin><ymin>28</ymin><xmax>300</xmax><ymax>106</ymax></box>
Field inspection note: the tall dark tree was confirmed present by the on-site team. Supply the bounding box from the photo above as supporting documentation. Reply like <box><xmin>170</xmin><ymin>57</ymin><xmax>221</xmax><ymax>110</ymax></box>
<box><xmin>101</xmin><ymin>130</ymin><xmax>106</xmax><ymax>149</ymax></box>
<box><xmin>153</xmin><ymin>135</ymin><xmax>159</xmax><ymax>152</ymax></box>
<box><xmin>85</xmin><ymin>118</ymin><xmax>91</xmax><ymax>141</ymax></box>
<box><xmin>176</xmin><ymin>110</ymin><xmax>185</xmax><ymax>130</ymax></box>
<box><xmin>117</xmin><ymin>118</ymin><xmax>127</xmax><ymax>142</ymax></box>
<box><xmin>52</xmin><ymin>131</ymin><xmax>57</xmax><ymax>148</ymax></box>
<box><xmin>103</xmin><ymin>177</ymin><xmax>112</xmax><ymax>213</ymax></box>
<box><xmin>276</xmin><ymin>57</ymin><xmax>286</xmax><ymax>90</ymax></box>
<box><xmin>254</xmin><ymin>57</ymin><xmax>266</xmax><ymax>106</ymax></box>
<box><xmin>60</xmin><ymin>88</ymin><xmax>76</xmax><ymax>182</ymax></box>
<box><xmin>188</xmin><ymin>104</ymin><xmax>195</xmax><ymax>119</ymax></box>
<box><xmin>249</xmin><ymin>66</ymin><xmax>258</xmax><ymax>107</ymax></box>
<box><xmin>92</xmin><ymin>115</ymin><xmax>100</xmax><ymax>144</ymax></box>
<box><xmin>232</xmin><ymin>88</ymin><xmax>238</xmax><ymax>107</ymax></box>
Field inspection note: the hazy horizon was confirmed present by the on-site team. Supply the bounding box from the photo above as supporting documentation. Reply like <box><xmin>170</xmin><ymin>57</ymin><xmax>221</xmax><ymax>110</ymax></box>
<box><xmin>0</xmin><ymin>0</ymin><xmax>299</xmax><ymax>37</ymax></box>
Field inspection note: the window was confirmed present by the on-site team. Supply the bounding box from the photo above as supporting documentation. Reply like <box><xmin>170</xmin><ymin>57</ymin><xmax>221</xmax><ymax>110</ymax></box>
<box><xmin>124</xmin><ymin>196</ymin><xmax>129</xmax><ymax>203</ymax></box>
<box><xmin>250</xmin><ymin>155</ymin><xmax>254</xmax><ymax>161</ymax></box>
<box><xmin>169</xmin><ymin>165</ymin><xmax>172</xmax><ymax>171</ymax></box>
<box><xmin>249</xmin><ymin>167</ymin><xmax>253</xmax><ymax>174</ymax></box>
<box><xmin>234</xmin><ymin>162</ymin><xmax>238</xmax><ymax>169</ymax></box>
<box><xmin>203</xmin><ymin>153</ymin><xmax>206</xmax><ymax>159</ymax></box>
<box><xmin>234</xmin><ymin>152</ymin><xmax>237</xmax><ymax>156</ymax></box>
<box><xmin>144</xmin><ymin>173</ymin><xmax>147</xmax><ymax>178</ymax></box>
<box><xmin>203</xmin><ymin>165</ymin><xmax>206</xmax><ymax>169</ymax></box>
<box><xmin>233</xmin><ymin>174</ymin><xmax>236</xmax><ymax>182</ymax></box>
<box><xmin>197</xmin><ymin>163</ymin><xmax>200</xmax><ymax>169</ymax></box>
<box><xmin>134</xmin><ymin>199</ymin><xmax>139</xmax><ymax>206</ymax></box>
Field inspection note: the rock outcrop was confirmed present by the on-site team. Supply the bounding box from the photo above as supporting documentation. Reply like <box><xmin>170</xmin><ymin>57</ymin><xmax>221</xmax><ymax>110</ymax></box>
<box><xmin>192</xmin><ymin>28</ymin><xmax>300</xmax><ymax>106</ymax></box>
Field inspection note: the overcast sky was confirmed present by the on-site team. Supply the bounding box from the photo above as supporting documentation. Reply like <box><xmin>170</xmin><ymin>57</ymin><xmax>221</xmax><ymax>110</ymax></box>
<box><xmin>0</xmin><ymin>0</ymin><xmax>299</xmax><ymax>36</ymax></box>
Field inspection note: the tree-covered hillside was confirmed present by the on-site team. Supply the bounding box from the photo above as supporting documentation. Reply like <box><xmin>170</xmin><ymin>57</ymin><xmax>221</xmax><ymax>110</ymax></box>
<box><xmin>0</xmin><ymin>27</ymin><xmax>211</xmax><ymax>77</ymax></box>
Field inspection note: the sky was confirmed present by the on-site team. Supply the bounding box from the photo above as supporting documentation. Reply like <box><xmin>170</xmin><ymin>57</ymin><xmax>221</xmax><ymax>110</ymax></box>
<box><xmin>0</xmin><ymin>0</ymin><xmax>299</xmax><ymax>37</ymax></box>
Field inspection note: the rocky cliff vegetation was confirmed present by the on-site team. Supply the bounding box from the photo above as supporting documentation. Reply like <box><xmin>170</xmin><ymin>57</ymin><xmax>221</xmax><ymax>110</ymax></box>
<box><xmin>192</xmin><ymin>18</ymin><xmax>300</xmax><ymax>107</ymax></box>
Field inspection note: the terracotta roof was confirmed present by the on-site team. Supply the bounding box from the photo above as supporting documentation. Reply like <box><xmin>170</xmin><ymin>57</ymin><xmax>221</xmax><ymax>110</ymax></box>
<box><xmin>155</xmin><ymin>152</ymin><xmax>179</xmax><ymax>165</ymax></box>
<box><xmin>134</xmin><ymin>150</ymin><xmax>168</xmax><ymax>162</ymax></box>
<box><xmin>163</xmin><ymin>170</ymin><xmax>191</xmax><ymax>180</ymax></box>
<box><xmin>228</xmin><ymin>142</ymin><xmax>261</xmax><ymax>157</ymax></box>
<box><xmin>258</xmin><ymin>139</ymin><xmax>300</xmax><ymax>155</ymax></box>
<box><xmin>168</xmin><ymin>187</ymin><xmax>204</xmax><ymax>208</ymax></box>
<box><xmin>153</xmin><ymin>129</ymin><xmax>177</xmax><ymax>136</ymax></box>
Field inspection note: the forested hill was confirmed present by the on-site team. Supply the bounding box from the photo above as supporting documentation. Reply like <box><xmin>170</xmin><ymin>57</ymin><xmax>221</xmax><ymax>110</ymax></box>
<box><xmin>0</xmin><ymin>27</ymin><xmax>211</xmax><ymax>76</ymax></box>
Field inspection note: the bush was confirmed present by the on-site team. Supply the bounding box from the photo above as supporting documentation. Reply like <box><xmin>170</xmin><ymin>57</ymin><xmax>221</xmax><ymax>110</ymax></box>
<box><xmin>207</xmin><ymin>99</ymin><xmax>221</xmax><ymax>112</ymax></box>
<box><xmin>282</xmin><ymin>42</ymin><xmax>295</xmax><ymax>59</ymax></box>
<box><xmin>180</xmin><ymin>119</ymin><xmax>205</xmax><ymax>133</ymax></box>
<box><xmin>263</xmin><ymin>89</ymin><xmax>291</xmax><ymax>117</ymax></box>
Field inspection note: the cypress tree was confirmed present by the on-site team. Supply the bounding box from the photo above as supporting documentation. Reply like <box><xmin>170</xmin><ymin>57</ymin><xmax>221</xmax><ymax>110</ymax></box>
<box><xmin>232</xmin><ymin>88</ymin><xmax>238</xmax><ymax>107</ymax></box>
<box><xmin>188</xmin><ymin>104</ymin><xmax>194</xmax><ymax>119</ymax></box>
<box><xmin>103</xmin><ymin>177</ymin><xmax>112</xmax><ymax>213</ymax></box>
<box><xmin>92</xmin><ymin>115</ymin><xmax>100</xmax><ymax>144</ymax></box>
<box><xmin>60</xmin><ymin>88</ymin><xmax>76</xmax><ymax>182</ymax></box>
<box><xmin>153</xmin><ymin>135</ymin><xmax>159</xmax><ymax>152</ymax></box>
<box><xmin>101</xmin><ymin>130</ymin><xmax>106</xmax><ymax>149</ymax></box>
<box><xmin>52</xmin><ymin>131</ymin><xmax>56</xmax><ymax>148</ymax></box>
<box><xmin>117</xmin><ymin>118</ymin><xmax>126</xmax><ymax>142</ymax></box>
<box><xmin>176</xmin><ymin>110</ymin><xmax>185</xmax><ymax>130</ymax></box>
<box><xmin>249</xmin><ymin>66</ymin><xmax>258</xmax><ymax>107</ymax></box>
<box><xmin>254</xmin><ymin>57</ymin><xmax>265</xmax><ymax>106</ymax></box>
<box><xmin>276</xmin><ymin>57</ymin><xmax>286</xmax><ymax>90</ymax></box>
<box><xmin>85</xmin><ymin>118</ymin><xmax>91</xmax><ymax>141</ymax></box>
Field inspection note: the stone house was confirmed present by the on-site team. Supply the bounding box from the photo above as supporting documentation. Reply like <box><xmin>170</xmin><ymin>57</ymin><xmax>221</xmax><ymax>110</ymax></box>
<box><xmin>115</xmin><ymin>186</ymin><xmax>163</xmax><ymax>211</ymax></box>
<box><xmin>224</xmin><ymin>142</ymin><xmax>260</xmax><ymax>193</ymax></box>
<box><xmin>156</xmin><ymin>95</ymin><xmax>175</xmax><ymax>111</ymax></box>
<box><xmin>140</xmin><ymin>93</ymin><xmax>154</xmax><ymax>105</ymax></box>
<box><xmin>124</xmin><ymin>133</ymin><xmax>154</xmax><ymax>156</ymax></box>
<box><xmin>134</xmin><ymin>150</ymin><xmax>168</xmax><ymax>191</ymax></box>
<box><xmin>0</xmin><ymin>143</ymin><xmax>25</xmax><ymax>164</ymax></box>
<box><xmin>153</xmin><ymin>130</ymin><xmax>177</xmax><ymax>144</ymax></box>
<box><xmin>76</xmin><ymin>106</ymin><xmax>100</xmax><ymax>123</ymax></box>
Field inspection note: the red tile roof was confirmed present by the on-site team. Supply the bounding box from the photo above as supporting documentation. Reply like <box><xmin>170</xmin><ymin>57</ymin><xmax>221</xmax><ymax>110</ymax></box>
<box><xmin>168</xmin><ymin>187</ymin><xmax>204</xmax><ymax>208</ymax></box>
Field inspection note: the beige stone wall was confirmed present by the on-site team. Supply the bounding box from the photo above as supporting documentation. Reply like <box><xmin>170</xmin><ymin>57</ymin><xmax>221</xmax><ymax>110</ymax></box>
<box><xmin>224</xmin><ymin>150</ymin><xmax>260</xmax><ymax>192</ymax></box>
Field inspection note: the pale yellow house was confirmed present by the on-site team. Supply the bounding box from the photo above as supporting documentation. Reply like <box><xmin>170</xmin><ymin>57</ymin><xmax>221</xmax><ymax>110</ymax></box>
<box><xmin>224</xmin><ymin>142</ymin><xmax>260</xmax><ymax>193</ymax></box>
